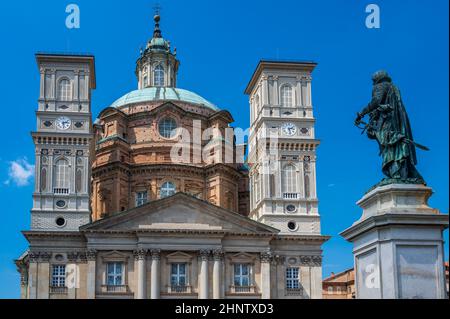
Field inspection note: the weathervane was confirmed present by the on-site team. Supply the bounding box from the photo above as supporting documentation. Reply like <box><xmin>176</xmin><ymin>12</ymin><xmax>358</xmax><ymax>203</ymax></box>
<box><xmin>153</xmin><ymin>3</ymin><xmax>161</xmax><ymax>16</ymax></box>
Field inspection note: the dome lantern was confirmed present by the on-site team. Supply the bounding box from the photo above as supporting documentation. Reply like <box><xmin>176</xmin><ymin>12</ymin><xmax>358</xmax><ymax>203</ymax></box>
<box><xmin>135</xmin><ymin>13</ymin><xmax>179</xmax><ymax>89</ymax></box>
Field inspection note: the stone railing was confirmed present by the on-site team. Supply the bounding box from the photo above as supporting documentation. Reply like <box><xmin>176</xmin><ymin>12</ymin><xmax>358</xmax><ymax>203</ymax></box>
<box><xmin>168</xmin><ymin>285</ymin><xmax>192</xmax><ymax>294</ymax></box>
<box><xmin>54</xmin><ymin>188</ymin><xmax>69</xmax><ymax>195</ymax></box>
<box><xmin>283</xmin><ymin>193</ymin><xmax>299</xmax><ymax>199</ymax></box>
<box><xmin>49</xmin><ymin>286</ymin><xmax>68</xmax><ymax>294</ymax></box>
<box><xmin>285</xmin><ymin>287</ymin><xmax>303</xmax><ymax>296</ymax></box>
<box><xmin>101</xmin><ymin>285</ymin><xmax>129</xmax><ymax>294</ymax></box>
<box><xmin>229</xmin><ymin>285</ymin><xmax>256</xmax><ymax>294</ymax></box>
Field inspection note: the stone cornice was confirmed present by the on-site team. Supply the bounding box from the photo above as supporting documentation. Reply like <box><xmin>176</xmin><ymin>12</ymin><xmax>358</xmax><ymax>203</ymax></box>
<box><xmin>340</xmin><ymin>213</ymin><xmax>449</xmax><ymax>242</ymax></box>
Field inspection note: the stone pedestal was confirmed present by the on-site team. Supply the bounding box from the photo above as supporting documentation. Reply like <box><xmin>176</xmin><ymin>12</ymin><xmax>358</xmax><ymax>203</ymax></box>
<box><xmin>341</xmin><ymin>184</ymin><xmax>448</xmax><ymax>299</ymax></box>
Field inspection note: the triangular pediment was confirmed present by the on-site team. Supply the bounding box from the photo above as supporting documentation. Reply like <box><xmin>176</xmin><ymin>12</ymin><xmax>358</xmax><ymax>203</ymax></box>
<box><xmin>81</xmin><ymin>193</ymin><xmax>278</xmax><ymax>234</ymax></box>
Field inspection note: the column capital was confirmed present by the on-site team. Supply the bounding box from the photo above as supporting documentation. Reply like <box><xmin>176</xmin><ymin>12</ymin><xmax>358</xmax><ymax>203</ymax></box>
<box><xmin>67</xmin><ymin>252</ymin><xmax>78</xmax><ymax>263</ymax></box>
<box><xmin>134</xmin><ymin>249</ymin><xmax>148</xmax><ymax>260</ymax></box>
<box><xmin>212</xmin><ymin>249</ymin><xmax>224</xmax><ymax>261</ymax></box>
<box><xmin>78</xmin><ymin>252</ymin><xmax>88</xmax><ymax>264</ymax></box>
<box><xmin>86</xmin><ymin>249</ymin><xmax>97</xmax><ymax>261</ymax></box>
<box><xmin>300</xmin><ymin>255</ymin><xmax>322</xmax><ymax>266</ymax></box>
<box><xmin>260</xmin><ymin>250</ymin><xmax>273</xmax><ymax>263</ymax></box>
<box><xmin>28</xmin><ymin>252</ymin><xmax>40</xmax><ymax>263</ymax></box>
<box><xmin>39</xmin><ymin>252</ymin><xmax>52</xmax><ymax>262</ymax></box>
<box><xmin>198</xmin><ymin>249</ymin><xmax>211</xmax><ymax>261</ymax></box>
<box><xmin>150</xmin><ymin>249</ymin><xmax>161</xmax><ymax>260</ymax></box>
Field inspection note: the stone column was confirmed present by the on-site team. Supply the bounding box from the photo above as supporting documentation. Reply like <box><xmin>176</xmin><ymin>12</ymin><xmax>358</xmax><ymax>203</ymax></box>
<box><xmin>198</xmin><ymin>249</ymin><xmax>210</xmax><ymax>299</ymax></box>
<box><xmin>28</xmin><ymin>252</ymin><xmax>39</xmax><ymax>299</ymax></box>
<box><xmin>212</xmin><ymin>249</ymin><xmax>224</xmax><ymax>299</ymax></box>
<box><xmin>260</xmin><ymin>251</ymin><xmax>272</xmax><ymax>299</ymax></box>
<box><xmin>86</xmin><ymin>250</ymin><xmax>97</xmax><ymax>299</ymax></box>
<box><xmin>134</xmin><ymin>249</ymin><xmax>148</xmax><ymax>299</ymax></box>
<box><xmin>38</xmin><ymin>252</ymin><xmax>51</xmax><ymax>299</ymax></box>
<box><xmin>150</xmin><ymin>249</ymin><xmax>161</xmax><ymax>299</ymax></box>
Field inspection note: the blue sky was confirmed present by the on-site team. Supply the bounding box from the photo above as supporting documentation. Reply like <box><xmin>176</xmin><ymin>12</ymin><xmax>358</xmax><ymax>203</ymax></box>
<box><xmin>0</xmin><ymin>0</ymin><xmax>448</xmax><ymax>298</ymax></box>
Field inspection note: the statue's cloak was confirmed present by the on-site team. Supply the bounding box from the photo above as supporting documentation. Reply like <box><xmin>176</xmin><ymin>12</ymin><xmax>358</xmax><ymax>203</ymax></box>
<box><xmin>373</xmin><ymin>84</ymin><xmax>418</xmax><ymax>175</ymax></box>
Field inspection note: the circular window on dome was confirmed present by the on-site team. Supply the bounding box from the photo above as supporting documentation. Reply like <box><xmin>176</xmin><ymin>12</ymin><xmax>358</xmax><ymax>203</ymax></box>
<box><xmin>287</xmin><ymin>221</ymin><xmax>298</xmax><ymax>231</ymax></box>
<box><xmin>159</xmin><ymin>117</ymin><xmax>178</xmax><ymax>139</ymax></box>
<box><xmin>55</xmin><ymin>217</ymin><xmax>66</xmax><ymax>227</ymax></box>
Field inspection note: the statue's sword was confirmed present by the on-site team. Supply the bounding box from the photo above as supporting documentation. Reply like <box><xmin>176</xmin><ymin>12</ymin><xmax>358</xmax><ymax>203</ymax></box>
<box><xmin>356</xmin><ymin>120</ymin><xmax>429</xmax><ymax>151</ymax></box>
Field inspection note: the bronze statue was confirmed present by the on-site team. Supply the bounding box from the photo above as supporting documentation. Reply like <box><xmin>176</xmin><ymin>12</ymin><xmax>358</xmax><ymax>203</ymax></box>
<box><xmin>355</xmin><ymin>70</ymin><xmax>428</xmax><ymax>187</ymax></box>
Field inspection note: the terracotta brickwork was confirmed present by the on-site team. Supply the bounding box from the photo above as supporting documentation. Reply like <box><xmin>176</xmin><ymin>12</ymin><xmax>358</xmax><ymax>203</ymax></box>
<box><xmin>91</xmin><ymin>100</ymin><xmax>249</xmax><ymax>221</ymax></box>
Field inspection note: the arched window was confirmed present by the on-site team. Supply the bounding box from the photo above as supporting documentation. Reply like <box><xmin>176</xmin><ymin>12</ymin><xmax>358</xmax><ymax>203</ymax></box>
<box><xmin>54</xmin><ymin>159</ymin><xmax>70</xmax><ymax>190</ymax></box>
<box><xmin>58</xmin><ymin>79</ymin><xmax>72</xmax><ymax>101</ymax></box>
<box><xmin>282</xmin><ymin>164</ymin><xmax>297</xmax><ymax>194</ymax></box>
<box><xmin>161</xmin><ymin>181</ymin><xmax>176</xmax><ymax>198</ymax></box>
<box><xmin>154</xmin><ymin>65</ymin><xmax>164</xmax><ymax>87</ymax></box>
<box><xmin>281</xmin><ymin>85</ymin><xmax>293</xmax><ymax>107</ymax></box>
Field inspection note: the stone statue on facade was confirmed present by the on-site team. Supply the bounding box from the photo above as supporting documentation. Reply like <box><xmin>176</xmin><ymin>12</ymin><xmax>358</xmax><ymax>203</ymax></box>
<box><xmin>355</xmin><ymin>70</ymin><xmax>428</xmax><ymax>188</ymax></box>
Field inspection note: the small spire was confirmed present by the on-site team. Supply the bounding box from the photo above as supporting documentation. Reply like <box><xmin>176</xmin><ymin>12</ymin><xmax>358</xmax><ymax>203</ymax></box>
<box><xmin>153</xmin><ymin>14</ymin><xmax>162</xmax><ymax>38</ymax></box>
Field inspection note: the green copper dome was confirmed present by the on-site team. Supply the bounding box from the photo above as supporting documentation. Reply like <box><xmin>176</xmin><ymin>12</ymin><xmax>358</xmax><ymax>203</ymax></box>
<box><xmin>110</xmin><ymin>87</ymin><xmax>219</xmax><ymax>111</ymax></box>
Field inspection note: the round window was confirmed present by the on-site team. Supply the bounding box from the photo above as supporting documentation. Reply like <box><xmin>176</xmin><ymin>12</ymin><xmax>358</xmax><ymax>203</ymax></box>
<box><xmin>56</xmin><ymin>200</ymin><xmax>66</xmax><ymax>208</ymax></box>
<box><xmin>159</xmin><ymin>117</ymin><xmax>178</xmax><ymax>139</ymax></box>
<box><xmin>287</xmin><ymin>221</ymin><xmax>297</xmax><ymax>231</ymax></box>
<box><xmin>286</xmin><ymin>204</ymin><xmax>297</xmax><ymax>213</ymax></box>
<box><xmin>55</xmin><ymin>217</ymin><xmax>66</xmax><ymax>227</ymax></box>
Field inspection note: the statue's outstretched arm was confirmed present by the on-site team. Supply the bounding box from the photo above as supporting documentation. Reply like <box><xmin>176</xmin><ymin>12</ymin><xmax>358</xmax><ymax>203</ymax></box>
<box><xmin>361</xmin><ymin>84</ymin><xmax>385</xmax><ymax>116</ymax></box>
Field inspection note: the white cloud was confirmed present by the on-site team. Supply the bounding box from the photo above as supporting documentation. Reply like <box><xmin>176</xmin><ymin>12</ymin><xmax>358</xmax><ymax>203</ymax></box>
<box><xmin>5</xmin><ymin>158</ymin><xmax>34</xmax><ymax>187</ymax></box>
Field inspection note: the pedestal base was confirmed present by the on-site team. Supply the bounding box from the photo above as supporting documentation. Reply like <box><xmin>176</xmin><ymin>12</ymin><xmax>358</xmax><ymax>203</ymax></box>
<box><xmin>341</xmin><ymin>184</ymin><xmax>448</xmax><ymax>299</ymax></box>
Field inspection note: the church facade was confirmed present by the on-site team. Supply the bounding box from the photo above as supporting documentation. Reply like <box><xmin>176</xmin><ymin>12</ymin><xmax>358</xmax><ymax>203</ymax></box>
<box><xmin>15</xmin><ymin>15</ymin><xmax>329</xmax><ymax>299</ymax></box>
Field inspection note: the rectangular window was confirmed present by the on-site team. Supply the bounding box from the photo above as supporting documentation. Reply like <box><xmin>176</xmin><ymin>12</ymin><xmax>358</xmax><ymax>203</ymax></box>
<box><xmin>135</xmin><ymin>191</ymin><xmax>148</xmax><ymax>207</ymax></box>
<box><xmin>106</xmin><ymin>262</ymin><xmax>123</xmax><ymax>286</ymax></box>
<box><xmin>286</xmin><ymin>267</ymin><xmax>300</xmax><ymax>290</ymax></box>
<box><xmin>234</xmin><ymin>264</ymin><xmax>250</xmax><ymax>287</ymax></box>
<box><xmin>171</xmin><ymin>263</ymin><xmax>187</xmax><ymax>287</ymax></box>
<box><xmin>51</xmin><ymin>265</ymin><xmax>66</xmax><ymax>287</ymax></box>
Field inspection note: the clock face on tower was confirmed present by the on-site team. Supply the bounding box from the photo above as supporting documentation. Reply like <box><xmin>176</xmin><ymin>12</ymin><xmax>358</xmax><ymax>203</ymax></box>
<box><xmin>281</xmin><ymin>122</ymin><xmax>297</xmax><ymax>136</ymax></box>
<box><xmin>56</xmin><ymin>116</ymin><xmax>71</xmax><ymax>130</ymax></box>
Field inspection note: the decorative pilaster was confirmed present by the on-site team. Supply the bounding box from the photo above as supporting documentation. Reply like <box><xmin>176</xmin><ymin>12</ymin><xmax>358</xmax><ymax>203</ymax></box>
<box><xmin>39</xmin><ymin>67</ymin><xmax>45</xmax><ymax>100</ymax></box>
<box><xmin>86</xmin><ymin>249</ymin><xmax>97</xmax><ymax>299</ymax></box>
<box><xmin>28</xmin><ymin>252</ymin><xmax>39</xmax><ymax>299</ymax></box>
<box><xmin>295</xmin><ymin>75</ymin><xmax>302</xmax><ymax>108</ymax></box>
<box><xmin>134</xmin><ymin>249</ymin><xmax>148</xmax><ymax>299</ymax></box>
<box><xmin>261</xmin><ymin>75</ymin><xmax>269</xmax><ymax>106</ymax></box>
<box><xmin>198</xmin><ymin>249</ymin><xmax>210</xmax><ymax>299</ymax></box>
<box><xmin>260</xmin><ymin>251</ymin><xmax>272</xmax><ymax>299</ymax></box>
<box><xmin>212</xmin><ymin>249</ymin><xmax>224</xmax><ymax>299</ymax></box>
<box><xmin>150</xmin><ymin>249</ymin><xmax>161</xmax><ymax>299</ymax></box>
<box><xmin>273</xmin><ymin>76</ymin><xmax>279</xmax><ymax>106</ymax></box>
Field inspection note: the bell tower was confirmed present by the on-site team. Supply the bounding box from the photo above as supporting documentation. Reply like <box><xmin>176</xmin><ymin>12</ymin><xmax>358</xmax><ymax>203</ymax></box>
<box><xmin>32</xmin><ymin>53</ymin><xmax>96</xmax><ymax>231</ymax></box>
<box><xmin>245</xmin><ymin>60</ymin><xmax>322</xmax><ymax>235</ymax></box>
